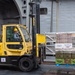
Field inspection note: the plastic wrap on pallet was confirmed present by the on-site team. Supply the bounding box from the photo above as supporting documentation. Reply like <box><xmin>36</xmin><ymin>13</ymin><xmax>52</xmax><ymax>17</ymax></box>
<box><xmin>55</xmin><ymin>32</ymin><xmax>75</xmax><ymax>64</ymax></box>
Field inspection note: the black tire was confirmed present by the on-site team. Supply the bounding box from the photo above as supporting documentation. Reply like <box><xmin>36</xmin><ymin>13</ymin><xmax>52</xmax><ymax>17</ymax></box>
<box><xmin>19</xmin><ymin>57</ymin><xmax>34</xmax><ymax>72</ymax></box>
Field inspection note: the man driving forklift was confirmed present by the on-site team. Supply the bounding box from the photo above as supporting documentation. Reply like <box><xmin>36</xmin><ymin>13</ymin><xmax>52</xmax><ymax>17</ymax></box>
<box><xmin>14</xmin><ymin>27</ymin><xmax>20</xmax><ymax>41</ymax></box>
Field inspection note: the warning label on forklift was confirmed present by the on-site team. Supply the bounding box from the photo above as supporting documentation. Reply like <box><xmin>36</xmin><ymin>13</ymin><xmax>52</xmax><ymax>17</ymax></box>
<box><xmin>1</xmin><ymin>58</ymin><xmax>6</xmax><ymax>62</ymax></box>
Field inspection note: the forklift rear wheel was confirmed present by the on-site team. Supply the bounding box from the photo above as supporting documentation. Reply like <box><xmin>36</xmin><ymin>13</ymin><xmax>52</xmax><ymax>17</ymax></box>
<box><xmin>19</xmin><ymin>57</ymin><xmax>34</xmax><ymax>72</ymax></box>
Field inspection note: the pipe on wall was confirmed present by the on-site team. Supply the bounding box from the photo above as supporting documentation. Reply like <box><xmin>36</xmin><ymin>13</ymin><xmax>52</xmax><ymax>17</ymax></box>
<box><xmin>56</xmin><ymin>0</ymin><xmax>59</xmax><ymax>32</ymax></box>
<box><xmin>50</xmin><ymin>0</ymin><xmax>53</xmax><ymax>32</ymax></box>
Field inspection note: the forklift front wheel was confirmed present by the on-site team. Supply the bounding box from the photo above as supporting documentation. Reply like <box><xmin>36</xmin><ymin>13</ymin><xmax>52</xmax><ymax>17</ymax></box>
<box><xmin>19</xmin><ymin>57</ymin><xmax>34</xmax><ymax>72</ymax></box>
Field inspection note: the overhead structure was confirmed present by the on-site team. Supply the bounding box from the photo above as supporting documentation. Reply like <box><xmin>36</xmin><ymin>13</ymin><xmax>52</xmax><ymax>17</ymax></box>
<box><xmin>0</xmin><ymin>0</ymin><xmax>31</xmax><ymax>32</ymax></box>
<box><xmin>13</xmin><ymin>0</ymin><xmax>30</xmax><ymax>28</ymax></box>
<box><xmin>56</xmin><ymin>0</ymin><xmax>59</xmax><ymax>3</ymax></box>
<box><xmin>0</xmin><ymin>0</ymin><xmax>19</xmax><ymax>24</ymax></box>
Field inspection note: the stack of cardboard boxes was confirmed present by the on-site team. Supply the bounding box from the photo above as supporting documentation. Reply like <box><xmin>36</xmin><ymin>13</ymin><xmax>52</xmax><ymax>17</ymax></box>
<box><xmin>55</xmin><ymin>32</ymin><xmax>75</xmax><ymax>64</ymax></box>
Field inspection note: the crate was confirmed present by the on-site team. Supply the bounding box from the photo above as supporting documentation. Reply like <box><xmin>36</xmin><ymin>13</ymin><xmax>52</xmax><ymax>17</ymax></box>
<box><xmin>71</xmin><ymin>52</ymin><xmax>75</xmax><ymax>59</ymax></box>
<box><xmin>64</xmin><ymin>59</ymin><xmax>71</xmax><ymax>64</ymax></box>
<box><xmin>56</xmin><ymin>51</ymin><xmax>63</xmax><ymax>59</ymax></box>
<box><xmin>71</xmin><ymin>59</ymin><xmax>75</xmax><ymax>64</ymax></box>
<box><xmin>63</xmin><ymin>52</ymin><xmax>71</xmax><ymax>59</ymax></box>
<box><xmin>56</xmin><ymin>59</ymin><xmax>64</xmax><ymax>64</ymax></box>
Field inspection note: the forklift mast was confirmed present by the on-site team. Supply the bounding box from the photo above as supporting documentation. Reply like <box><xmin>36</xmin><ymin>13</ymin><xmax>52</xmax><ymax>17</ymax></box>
<box><xmin>29</xmin><ymin>0</ymin><xmax>41</xmax><ymax>67</ymax></box>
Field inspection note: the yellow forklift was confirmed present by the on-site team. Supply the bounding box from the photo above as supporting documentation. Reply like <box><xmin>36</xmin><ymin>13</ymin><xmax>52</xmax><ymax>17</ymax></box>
<box><xmin>0</xmin><ymin>1</ymin><xmax>46</xmax><ymax>72</ymax></box>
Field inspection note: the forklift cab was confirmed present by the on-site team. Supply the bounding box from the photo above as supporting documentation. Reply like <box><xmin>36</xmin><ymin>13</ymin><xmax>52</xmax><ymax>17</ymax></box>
<box><xmin>2</xmin><ymin>24</ymin><xmax>32</xmax><ymax>56</ymax></box>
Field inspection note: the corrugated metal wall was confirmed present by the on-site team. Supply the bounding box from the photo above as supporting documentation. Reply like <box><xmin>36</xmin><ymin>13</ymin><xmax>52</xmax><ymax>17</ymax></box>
<box><xmin>40</xmin><ymin>1</ymin><xmax>51</xmax><ymax>33</ymax></box>
<box><xmin>40</xmin><ymin>0</ymin><xmax>75</xmax><ymax>33</ymax></box>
